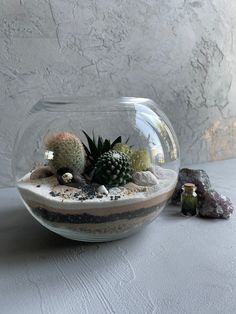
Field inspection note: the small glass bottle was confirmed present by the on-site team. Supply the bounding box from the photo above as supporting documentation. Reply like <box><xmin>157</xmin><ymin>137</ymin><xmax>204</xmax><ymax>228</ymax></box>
<box><xmin>181</xmin><ymin>183</ymin><xmax>197</xmax><ymax>216</ymax></box>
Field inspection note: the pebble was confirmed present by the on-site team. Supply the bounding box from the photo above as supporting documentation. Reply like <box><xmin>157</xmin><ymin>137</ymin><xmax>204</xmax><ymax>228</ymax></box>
<box><xmin>30</xmin><ymin>166</ymin><xmax>53</xmax><ymax>180</ymax></box>
<box><xmin>49</xmin><ymin>191</ymin><xmax>60</xmax><ymax>197</ymax></box>
<box><xmin>56</xmin><ymin>167</ymin><xmax>74</xmax><ymax>185</ymax></box>
<box><xmin>56</xmin><ymin>168</ymin><xmax>86</xmax><ymax>185</ymax></box>
<box><xmin>132</xmin><ymin>171</ymin><xmax>159</xmax><ymax>186</ymax></box>
<box><xmin>62</xmin><ymin>172</ymin><xmax>73</xmax><ymax>183</ymax></box>
<box><xmin>97</xmin><ymin>185</ymin><xmax>109</xmax><ymax>195</ymax></box>
<box><xmin>109</xmin><ymin>187</ymin><xmax>122</xmax><ymax>195</ymax></box>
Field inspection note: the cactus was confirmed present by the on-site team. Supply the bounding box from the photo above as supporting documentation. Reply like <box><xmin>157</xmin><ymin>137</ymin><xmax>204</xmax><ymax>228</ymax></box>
<box><xmin>82</xmin><ymin>131</ymin><xmax>122</xmax><ymax>165</ymax></box>
<box><xmin>94</xmin><ymin>150</ymin><xmax>132</xmax><ymax>186</ymax></box>
<box><xmin>44</xmin><ymin>132</ymin><xmax>85</xmax><ymax>174</ymax></box>
<box><xmin>113</xmin><ymin>143</ymin><xmax>151</xmax><ymax>172</ymax></box>
<box><xmin>112</xmin><ymin>143</ymin><xmax>132</xmax><ymax>156</ymax></box>
<box><xmin>130</xmin><ymin>149</ymin><xmax>150</xmax><ymax>172</ymax></box>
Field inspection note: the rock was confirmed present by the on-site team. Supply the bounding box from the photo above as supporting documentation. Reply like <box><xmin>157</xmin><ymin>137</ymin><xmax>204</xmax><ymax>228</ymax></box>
<box><xmin>171</xmin><ymin>168</ymin><xmax>211</xmax><ymax>205</ymax></box>
<box><xmin>198</xmin><ymin>190</ymin><xmax>234</xmax><ymax>219</ymax></box>
<box><xmin>56</xmin><ymin>167</ymin><xmax>85</xmax><ymax>185</ymax></box>
<box><xmin>30</xmin><ymin>166</ymin><xmax>53</xmax><ymax>180</ymax></box>
<box><xmin>149</xmin><ymin>165</ymin><xmax>168</xmax><ymax>179</ymax></box>
<box><xmin>132</xmin><ymin>171</ymin><xmax>159</xmax><ymax>186</ymax></box>
<box><xmin>56</xmin><ymin>167</ymin><xmax>74</xmax><ymax>185</ymax></box>
<box><xmin>62</xmin><ymin>172</ymin><xmax>73</xmax><ymax>183</ymax></box>
<box><xmin>124</xmin><ymin>182</ymin><xmax>147</xmax><ymax>193</ymax></box>
<box><xmin>97</xmin><ymin>185</ymin><xmax>109</xmax><ymax>195</ymax></box>
<box><xmin>109</xmin><ymin>187</ymin><xmax>122</xmax><ymax>195</ymax></box>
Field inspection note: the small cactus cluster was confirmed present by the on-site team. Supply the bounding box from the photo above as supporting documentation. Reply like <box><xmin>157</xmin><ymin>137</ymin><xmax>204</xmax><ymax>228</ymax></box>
<box><xmin>112</xmin><ymin>144</ymin><xmax>150</xmax><ymax>172</ymax></box>
<box><xmin>44</xmin><ymin>132</ymin><xmax>85</xmax><ymax>174</ymax></box>
<box><xmin>94</xmin><ymin>150</ymin><xmax>132</xmax><ymax>186</ymax></box>
<box><xmin>130</xmin><ymin>149</ymin><xmax>150</xmax><ymax>172</ymax></box>
<box><xmin>43</xmin><ymin>130</ymin><xmax>152</xmax><ymax>188</ymax></box>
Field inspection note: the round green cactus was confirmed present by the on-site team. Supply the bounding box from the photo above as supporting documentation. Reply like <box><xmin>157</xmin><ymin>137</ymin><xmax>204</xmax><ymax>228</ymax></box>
<box><xmin>112</xmin><ymin>143</ymin><xmax>132</xmax><ymax>156</ymax></box>
<box><xmin>94</xmin><ymin>150</ymin><xmax>132</xmax><ymax>186</ymax></box>
<box><xmin>130</xmin><ymin>149</ymin><xmax>150</xmax><ymax>172</ymax></box>
<box><xmin>44</xmin><ymin>132</ymin><xmax>85</xmax><ymax>174</ymax></box>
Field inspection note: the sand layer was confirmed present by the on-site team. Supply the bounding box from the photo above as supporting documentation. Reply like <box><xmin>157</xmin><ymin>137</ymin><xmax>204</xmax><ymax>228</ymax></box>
<box><xmin>30</xmin><ymin>202</ymin><xmax>164</xmax><ymax>234</ymax></box>
<box><xmin>18</xmin><ymin>167</ymin><xmax>177</xmax><ymax>213</ymax></box>
<box><xmin>17</xmin><ymin>167</ymin><xmax>177</xmax><ymax>240</ymax></box>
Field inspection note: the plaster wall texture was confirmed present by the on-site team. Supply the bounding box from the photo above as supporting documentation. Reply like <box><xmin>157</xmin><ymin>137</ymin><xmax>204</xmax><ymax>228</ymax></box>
<box><xmin>0</xmin><ymin>0</ymin><xmax>236</xmax><ymax>187</ymax></box>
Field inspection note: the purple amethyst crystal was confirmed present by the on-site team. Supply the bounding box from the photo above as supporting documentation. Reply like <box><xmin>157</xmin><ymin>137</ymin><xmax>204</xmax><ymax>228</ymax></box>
<box><xmin>198</xmin><ymin>190</ymin><xmax>234</xmax><ymax>219</ymax></box>
<box><xmin>171</xmin><ymin>168</ymin><xmax>211</xmax><ymax>205</ymax></box>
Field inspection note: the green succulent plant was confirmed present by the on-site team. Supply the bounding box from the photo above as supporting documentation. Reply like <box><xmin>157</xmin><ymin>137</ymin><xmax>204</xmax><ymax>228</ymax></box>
<box><xmin>82</xmin><ymin>130</ymin><xmax>123</xmax><ymax>165</ymax></box>
<box><xmin>94</xmin><ymin>150</ymin><xmax>132</xmax><ymax>186</ymax></box>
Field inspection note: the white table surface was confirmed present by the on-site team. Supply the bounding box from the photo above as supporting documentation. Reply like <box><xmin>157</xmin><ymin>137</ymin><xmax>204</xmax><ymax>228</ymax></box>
<box><xmin>1</xmin><ymin>159</ymin><xmax>236</xmax><ymax>314</ymax></box>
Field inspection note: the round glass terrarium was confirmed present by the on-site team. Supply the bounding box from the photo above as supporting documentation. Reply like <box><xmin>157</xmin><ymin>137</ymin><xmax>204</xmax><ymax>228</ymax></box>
<box><xmin>13</xmin><ymin>97</ymin><xmax>180</xmax><ymax>242</ymax></box>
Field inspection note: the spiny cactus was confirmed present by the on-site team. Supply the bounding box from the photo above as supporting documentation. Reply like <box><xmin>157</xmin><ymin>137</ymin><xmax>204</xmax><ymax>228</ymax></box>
<box><xmin>130</xmin><ymin>149</ymin><xmax>150</xmax><ymax>172</ymax></box>
<box><xmin>94</xmin><ymin>150</ymin><xmax>132</xmax><ymax>186</ymax></box>
<box><xmin>44</xmin><ymin>132</ymin><xmax>85</xmax><ymax>174</ymax></box>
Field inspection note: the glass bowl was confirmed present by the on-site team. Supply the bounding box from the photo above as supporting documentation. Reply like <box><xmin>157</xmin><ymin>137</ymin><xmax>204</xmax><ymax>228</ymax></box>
<box><xmin>13</xmin><ymin>97</ymin><xmax>180</xmax><ymax>242</ymax></box>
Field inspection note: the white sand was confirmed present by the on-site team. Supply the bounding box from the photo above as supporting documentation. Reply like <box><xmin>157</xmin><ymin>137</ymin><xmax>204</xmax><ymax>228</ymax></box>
<box><xmin>17</xmin><ymin>167</ymin><xmax>177</xmax><ymax>212</ymax></box>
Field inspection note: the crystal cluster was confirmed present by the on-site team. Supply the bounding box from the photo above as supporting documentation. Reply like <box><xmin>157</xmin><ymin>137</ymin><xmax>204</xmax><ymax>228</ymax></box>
<box><xmin>198</xmin><ymin>190</ymin><xmax>234</xmax><ymax>219</ymax></box>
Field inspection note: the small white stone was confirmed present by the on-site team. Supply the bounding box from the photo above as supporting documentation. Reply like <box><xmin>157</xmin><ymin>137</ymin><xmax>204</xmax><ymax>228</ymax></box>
<box><xmin>109</xmin><ymin>187</ymin><xmax>122</xmax><ymax>195</ymax></box>
<box><xmin>62</xmin><ymin>172</ymin><xmax>73</xmax><ymax>183</ymax></box>
<box><xmin>97</xmin><ymin>185</ymin><xmax>109</xmax><ymax>195</ymax></box>
<box><xmin>132</xmin><ymin>171</ymin><xmax>159</xmax><ymax>186</ymax></box>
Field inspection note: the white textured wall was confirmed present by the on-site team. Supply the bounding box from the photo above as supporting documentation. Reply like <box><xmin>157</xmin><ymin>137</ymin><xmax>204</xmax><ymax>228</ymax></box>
<box><xmin>0</xmin><ymin>0</ymin><xmax>236</xmax><ymax>186</ymax></box>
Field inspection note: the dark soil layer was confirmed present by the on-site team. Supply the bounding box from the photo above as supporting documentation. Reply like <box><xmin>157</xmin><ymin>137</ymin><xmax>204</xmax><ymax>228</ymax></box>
<box><xmin>32</xmin><ymin>201</ymin><xmax>166</xmax><ymax>224</ymax></box>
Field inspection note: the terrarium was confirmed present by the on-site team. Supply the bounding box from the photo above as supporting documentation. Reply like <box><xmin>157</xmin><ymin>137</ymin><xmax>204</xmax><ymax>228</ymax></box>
<box><xmin>13</xmin><ymin>97</ymin><xmax>180</xmax><ymax>242</ymax></box>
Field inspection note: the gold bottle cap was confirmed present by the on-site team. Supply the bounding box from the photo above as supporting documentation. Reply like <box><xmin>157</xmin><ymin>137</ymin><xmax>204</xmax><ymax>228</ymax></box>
<box><xmin>182</xmin><ymin>183</ymin><xmax>197</xmax><ymax>191</ymax></box>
